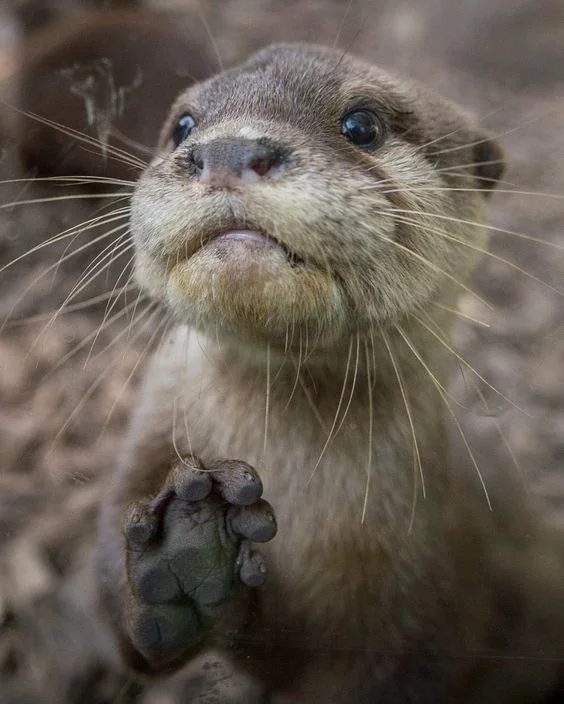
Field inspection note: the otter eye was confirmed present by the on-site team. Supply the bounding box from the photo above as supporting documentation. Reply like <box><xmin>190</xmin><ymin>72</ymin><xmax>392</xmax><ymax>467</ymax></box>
<box><xmin>171</xmin><ymin>113</ymin><xmax>196</xmax><ymax>149</ymax></box>
<box><xmin>340</xmin><ymin>110</ymin><xmax>385</xmax><ymax>148</ymax></box>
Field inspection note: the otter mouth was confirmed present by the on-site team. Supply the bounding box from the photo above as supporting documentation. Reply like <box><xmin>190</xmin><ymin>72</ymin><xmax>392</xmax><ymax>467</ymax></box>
<box><xmin>203</xmin><ymin>228</ymin><xmax>303</xmax><ymax>266</ymax></box>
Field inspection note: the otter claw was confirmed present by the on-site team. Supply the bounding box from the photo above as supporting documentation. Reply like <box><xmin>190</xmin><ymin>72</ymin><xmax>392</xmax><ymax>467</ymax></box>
<box><xmin>237</xmin><ymin>541</ymin><xmax>268</xmax><ymax>587</ymax></box>
<box><xmin>124</xmin><ymin>502</ymin><xmax>159</xmax><ymax>545</ymax></box>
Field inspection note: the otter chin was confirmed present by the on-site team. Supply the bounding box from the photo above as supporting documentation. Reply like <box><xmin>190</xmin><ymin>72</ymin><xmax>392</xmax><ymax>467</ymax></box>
<box><xmin>166</xmin><ymin>230</ymin><xmax>343</xmax><ymax>343</ymax></box>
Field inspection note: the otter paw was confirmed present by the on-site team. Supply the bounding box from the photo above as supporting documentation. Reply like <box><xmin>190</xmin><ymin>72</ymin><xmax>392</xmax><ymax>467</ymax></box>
<box><xmin>123</xmin><ymin>457</ymin><xmax>276</xmax><ymax>661</ymax></box>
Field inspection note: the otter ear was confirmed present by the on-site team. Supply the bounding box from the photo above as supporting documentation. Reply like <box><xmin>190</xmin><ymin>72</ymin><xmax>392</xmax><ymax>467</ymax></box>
<box><xmin>473</xmin><ymin>134</ymin><xmax>505</xmax><ymax>196</ymax></box>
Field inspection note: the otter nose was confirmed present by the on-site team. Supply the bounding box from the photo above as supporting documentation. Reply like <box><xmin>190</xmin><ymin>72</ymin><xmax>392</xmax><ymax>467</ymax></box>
<box><xmin>189</xmin><ymin>137</ymin><xmax>287</xmax><ymax>186</ymax></box>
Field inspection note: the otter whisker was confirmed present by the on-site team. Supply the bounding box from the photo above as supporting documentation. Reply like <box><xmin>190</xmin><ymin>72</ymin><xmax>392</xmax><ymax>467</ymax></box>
<box><xmin>28</xmin><ymin>229</ymin><xmax>131</xmax><ymax>340</ymax></box>
<box><xmin>72</xmin><ymin>293</ymin><xmax>151</xmax><ymax>367</ymax></box>
<box><xmin>194</xmin><ymin>1</ymin><xmax>224</xmax><ymax>72</ymax></box>
<box><xmin>427</xmin><ymin>109</ymin><xmax>557</xmax><ymax>158</ymax></box>
<box><xmin>333</xmin><ymin>331</ymin><xmax>361</xmax><ymax>439</ymax></box>
<box><xmin>380</xmin><ymin>327</ymin><xmax>425</xmax><ymax>515</ymax></box>
<box><xmin>378</xmin><ymin>185</ymin><xmax>564</xmax><ymax>207</ymax></box>
<box><xmin>50</xmin><ymin>207</ymin><xmax>129</xmax><ymax>285</ymax></box>
<box><xmin>415</xmin><ymin>309</ymin><xmax>532</xmax><ymax>418</ymax></box>
<box><xmin>0</xmin><ymin>206</ymin><xmax>130</xmax><ymax>275</ymax></box>
<box><xmin>48</xmin><ymin>302</ymin><xmax>163</xmax><ymax>453</ymax></box>
<box><xmin>434</xmin><ymin>165</ymin><xmax>518</xmax><ymax>189</ymax></box>
<box><xmin>289</xmin><ymin>303</ymin><xmax>297</xmax><ymax>351</ymax></box>
<box><xmin>4</xmin><ymin>282</ymin><xmax>138</xmax><ymax>327</ymax></box>
<box><xmin>0</xmin><ymin>191</ymin><xmax>131</xmax><ymax>210</ymax></box>
<box><xmin>460</xmin><ymin>366</ymin><xmax>526</xmax><ymax>486</ymax></box>
<box><xmin>59</xmin><ymin>230</ymin><xmax>133</xmax><ymax>309</ymax></box>
<box><xmin>332</xmin><ymin>0</ymin><xmax>355</xmax><ymax>49</ymax></box>
<box><xmin>171</xmin><ymin>336</ymin><xmax>188</xmax><ymax>464</ymax></box>
<box><xmin>108</xmin><ymin>125</ymin><xmax>154</xmax><ymax>158</ymax></box>
<box><xmin>395</xmin><ymin>323</ymin><xmax>492</xmax><ymax>510</ymax></box>
<box><xmin>0</xmin><ymin>220</ymin><xmax>130</xmax><ymax>335</ymax></box>
<box><xmin>361</xmin><ymin>338</ymin><xmax>374</xmax><ymax>525</ymax></box>
<box><xmin>388</xmin><ymin>211</ymin><xmax>564</xmax><ymax>295</ymax></box>
<box><xmin>24</xmin><ymin>235</ymin><xmax>134</xmax><ymax>360</ymax></box>
<box><xmin>430</xmin><ymin>301</ymin><xmax>490</xmax><ymax>328</ymax></box>
<box><xmin>101</xmin><ymin>309</ymin><xmax>171</xmax><ymax>438</ymax></box>
<box><xmin>84</xmin><ymin>252</ymin><xmax>137</xmax><ymax>367</ymax></box>
<box><xmin>262</xmin><ymin>342</ymin><xmax>272</xmax><ymax>461</ymax></box>
<box><xmin>284</xmin><ymin>333</ymin><xmax>304</xmax><ymax>413</ymax></box>
<box><xmin>375</xmin><ymin>202</ymin><xmax>564</xmax><ymax>250</ymax></box>
<box><xmin>303</xmin><ymin>320</ymin><xmax>310</xmax><ymax>362</ymax></box>
<box><xmin>298</xmin><ymin>375</ymin><xmax>330</xmax><ymax>435</ymax></box>
<box><xmin>43</xmin><ymin>232</ymin><xmax>134</xmax><ymax>338</ymax></box>
<box><xmin>123</xmin><ymin>284</ymin><xmax>149</xmax><ymax>351</ymax></box>
<box><xmin>181</xmin><ymin>327</ymin><xmax>195</xmax><ymax>460</ymax></box>
<box><xmin>368</xmin><ymin>228</ymin><xmax>493</xmax><ymax>309</ymax></box>
<box><xmin>6</xmin><ymin>104</ymin><xmax>148</xmax><ymax>170</ymax></box>
<box><xmin>390</xmin><ymin>315</ymin><xmax>467</xmax><ymax>409</ymax></box>
<box><xmin>434</xmin><ymin>159</ymin><xmax>507</xmax><ymax>175</ymax></box>
<box><xmin>334</xmin><ymin>21</ymin><xmax>367</xmax><ymax>70</ymax></box>
<box><xmin>45</xmin><ymin>297</ymin><xmax>153</xmax><ymax>382</ymax></box>
<box><xmin>308</xmin><ymin>336</ymin><xmax>354</xmax><ymax>483</ymax></box>
<box><xmin>413</xmin><ymin>106</ymin><xmax>506</xmax><ymax>153</ymax></box>
<box><xmin>72</xmin><ymin>143</ymin><xmax>146</xmax><ymax>172</ymax></box>
<box><xmin>0</xmin><ymin>175</ymin><xmax>136</xmax><ymax>188</ymax></box>
<box><xmin>90</xmin><ymin>196</ymin><xmax>132</xmax><ymax>219</ymax></box>
<box><xmin>309</xmin><ymin>317</ymin><xmax>326</xmax><ymax>359</ymax></box>
<box><xmin>361</xmin><ymin>165</ymin><xmax>406</xmax><ymax>189</ymax></box>
<box><xmin>271</xmin><ymin>346</ymin><xmax>290</xmax><ymax>387</ymax></box>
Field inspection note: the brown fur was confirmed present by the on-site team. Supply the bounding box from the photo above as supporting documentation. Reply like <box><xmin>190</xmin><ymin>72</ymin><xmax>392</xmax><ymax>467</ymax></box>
<box><xmin>98</xmin><ymin>44</ymin><xmax>564</xmax><ymax>702</ymax></box>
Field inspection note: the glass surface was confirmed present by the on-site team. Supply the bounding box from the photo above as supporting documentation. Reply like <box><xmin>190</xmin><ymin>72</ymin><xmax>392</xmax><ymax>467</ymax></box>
<box><xmin>0</xmin><ymin>1</ymin><xmax>562</xmax><ymax>702</ymax></box>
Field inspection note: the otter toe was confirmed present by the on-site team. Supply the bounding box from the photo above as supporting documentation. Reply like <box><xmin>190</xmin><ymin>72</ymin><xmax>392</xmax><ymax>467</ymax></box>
<box><xmin>207</xmin><ymin>459</ymin><xmax>264</xmax><ymax>505</ymax></box>
<box><xmin>227</xmin><ymin>500</ymin><xmax>277</xmax><ymax>542</ymax></box>
<box><xmin>237</xmin><ymin>541</ymin><xmax>269</xmax><ymax>587</ymax></box>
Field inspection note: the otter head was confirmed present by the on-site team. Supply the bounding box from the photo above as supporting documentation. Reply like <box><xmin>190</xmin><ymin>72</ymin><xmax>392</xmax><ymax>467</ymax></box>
<box><xmin>131</xmin><ymin>43</ymin><xmax>503</xmax><ymax>353</ymax></box>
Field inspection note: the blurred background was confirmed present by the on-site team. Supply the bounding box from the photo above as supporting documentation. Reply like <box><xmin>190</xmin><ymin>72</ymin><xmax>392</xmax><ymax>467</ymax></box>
<box><xmin>0</xmin><ymin>0</ymin><xmax>562</xmax><ymax>701</ymax></box>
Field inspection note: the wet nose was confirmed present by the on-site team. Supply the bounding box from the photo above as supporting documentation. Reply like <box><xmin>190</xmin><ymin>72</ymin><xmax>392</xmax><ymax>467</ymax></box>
<box><xmin>188</xmin><ymin>137</ymin><xmax>287</xmax><ymax>185</ymax></box>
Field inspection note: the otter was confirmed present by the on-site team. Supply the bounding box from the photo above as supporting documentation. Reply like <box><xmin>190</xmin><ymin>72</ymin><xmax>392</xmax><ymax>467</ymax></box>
<box><xmin>94</xmin><ymin>44</ymin><xmax>564</xmax><ymax>702</ymax></box>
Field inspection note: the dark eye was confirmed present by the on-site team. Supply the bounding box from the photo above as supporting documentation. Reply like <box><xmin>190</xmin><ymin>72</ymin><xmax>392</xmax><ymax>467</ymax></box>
<box><xmin>340</xmin><ymin>110</ymin><xmax>385</xmax><ymax>148</ymax></box>
<box><xmin>171</xmin><ymin>113</ymin><xmax>196</xmax><ymax>149</ymax></box>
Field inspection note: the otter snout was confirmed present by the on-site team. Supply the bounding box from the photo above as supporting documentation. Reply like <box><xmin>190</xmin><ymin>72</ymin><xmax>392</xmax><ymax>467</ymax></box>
<box><xmin>188</xmin><ymin>137</ymin><xmax>288</xmax><ymax>187</ymax></box>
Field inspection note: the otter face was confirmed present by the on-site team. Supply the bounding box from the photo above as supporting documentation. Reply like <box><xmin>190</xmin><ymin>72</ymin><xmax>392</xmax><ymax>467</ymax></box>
<box><xmin>131</xmin><ymin>43</ymin><xmax>503</xmax><ymax>350</ymax></box>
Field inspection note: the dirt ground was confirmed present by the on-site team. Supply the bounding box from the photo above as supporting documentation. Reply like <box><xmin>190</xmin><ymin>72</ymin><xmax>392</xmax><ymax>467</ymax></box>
<box><xmin>0</xmin><ymin>0</ymin><xmax>562</xmax><ymax>702</ymax></box>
